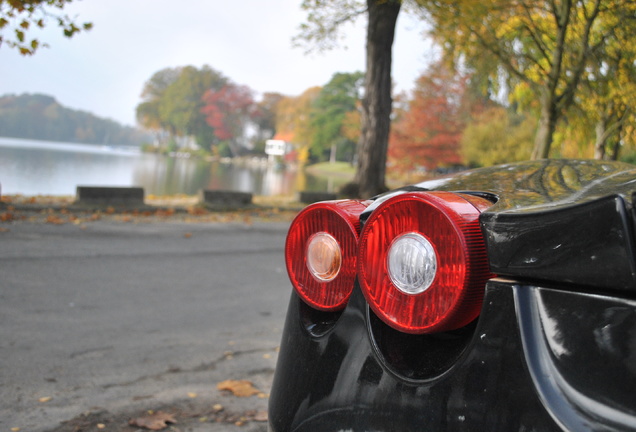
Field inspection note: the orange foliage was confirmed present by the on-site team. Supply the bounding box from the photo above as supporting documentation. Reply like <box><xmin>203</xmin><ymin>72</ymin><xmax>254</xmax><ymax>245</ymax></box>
<box><xmin>389</xmin><ymin>62</ymin><xmax>470</xmax><ymax>172</ymax></box>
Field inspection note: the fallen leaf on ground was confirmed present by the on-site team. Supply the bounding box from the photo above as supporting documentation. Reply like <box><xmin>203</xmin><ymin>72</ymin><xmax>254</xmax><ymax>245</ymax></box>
<box><xmin>217</xmin><ymin>379</ymin><xmax>260</xmax><ymax>397</ymax></box>
<box><xmin>187</xmin><ymin>206</ymin><xmax>207</xmax><ymax>215</ymax></box>
<box><xmin>46</xmin><ymin>215</ymin><xmax>66</xmax><ymax>225</ymax></box>
<box><xmin>128</xmin><ymin>411</ymin><xmax>177</xmax><ymax>430</ymax></box>
<box><xmin>155</xmin><ymin>208</ymin><xmax>175</xmax><ymax>217</ymax></box>
<box><xmin>0</xmin><ymin>212</ymin><xmax>14</xmax><ymax>222</ymax></box>
<box><xmin>253</xmin><ymin>410</ymin><xmax>268</xmax><ymax>422</ymax></box>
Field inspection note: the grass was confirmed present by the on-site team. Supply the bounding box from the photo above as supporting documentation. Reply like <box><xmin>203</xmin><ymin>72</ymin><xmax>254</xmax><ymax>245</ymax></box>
<box><xmin>304</xmin><ymin>162</ymin><xmax>356</xmax><ymax>179</ymax></box>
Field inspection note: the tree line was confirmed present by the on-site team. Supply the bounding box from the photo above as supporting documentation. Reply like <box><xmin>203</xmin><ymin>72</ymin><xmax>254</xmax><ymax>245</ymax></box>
<box><xmin>135</xmin><ymin>65</ymin><xmax>364</xmax><ymax>163</ymax></box>
<box><xmin>0</xmin><ymin>93</ymin><xmax>150</xmax><ymax>146</ymax></box>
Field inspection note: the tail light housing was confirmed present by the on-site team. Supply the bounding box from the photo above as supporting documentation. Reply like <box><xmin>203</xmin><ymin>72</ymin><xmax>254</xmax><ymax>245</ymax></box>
<box><xmin>358</xmin><ymin>192</ymin><xmax>492</xmax><ymax>334</ymax></box>
<box><xmin>285</xmin><ymin>200</ymin><xmax>370</xmax><ymax>311</ymax></box>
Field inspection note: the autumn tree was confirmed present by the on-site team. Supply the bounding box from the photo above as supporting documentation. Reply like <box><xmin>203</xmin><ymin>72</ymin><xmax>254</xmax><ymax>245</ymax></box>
<box><xmin>420</xmin><ymin>0</ymin><xmax>636</xmax><ymax>160</ymax></box>
<box><xmin>136</xmin><ymin>67</ymin><xmax>181</xmax><ymax>140</ymax></box>
<box><xmin>579</xmin><ymin>16</ymin><xmax>636</xmax><ymax>160</ymax></box>
<box><xmin>297</xmin><ymin>0</ymin><xmax>402</xmax><ymax>197</ymax></box>
<box><xmin>201</xmin><ymin>82</ymin><xmax>256</xmax><ymax>157</ymax></box>
<box><xmin>462</xmin><ymin>107</ymin><xmax>535</xmax><ymax>167</ymax></box>
<box><xmin>341</xmin><ymin>108</ymin><xmax>362</xmax><ymax>149</ymax></box>
<box><xmin>0</xmin><ymin>0</ymin><xmax>92</xmax><ymax>55</ymax></box>
<box><xmin>309</xmin><ymin>71</ymin><xmax>363</xmax><ymax>163</ymax></box>
<box><xmin>275</xmin><ymin>87</ymin><xmax>322</xmax><ymax>163</ymax></box>
<box><xmin>389</xmin><ymin>62</ymin><xmax>466</xmax><ymax>172</ymax></box>
<box><xmin>136</xmin><ymin>65</ymin><xmax>227</xmax><ymax>151</ymax></box>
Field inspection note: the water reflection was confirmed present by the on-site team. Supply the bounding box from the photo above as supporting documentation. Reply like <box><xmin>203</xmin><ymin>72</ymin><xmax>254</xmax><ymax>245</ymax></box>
<box><xmin>0</xmin><ymin>137</ymin><xmax>347</xmax><ymax>196</ymax></box>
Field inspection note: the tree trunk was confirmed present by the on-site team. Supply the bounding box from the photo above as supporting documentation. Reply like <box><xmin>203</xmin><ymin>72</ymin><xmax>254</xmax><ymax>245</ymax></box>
<box><xmin>354</xmin><ymin>0</ymin><xmax>401</xmax><ymax>198</ymax></box>
<box><xmin>609</xmin><ymin>122</ymin><xmax>624</xmax><ymax>161</ymax></box>
<box><xmin>594</xmin><ymin>119</ymin><xmax>607</xmax><ymax>160</ymax></box>
<box><xmin>531</xmin><ymin>94</ymin><xmax>558</xmax><ymax>160</ymax></box>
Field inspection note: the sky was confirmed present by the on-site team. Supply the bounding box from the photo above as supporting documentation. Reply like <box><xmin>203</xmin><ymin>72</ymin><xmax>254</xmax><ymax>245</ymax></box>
<box><xmin>0</xmin><ymin>0</ymin><xmax>435</xmax><ymax>127</ymax></box>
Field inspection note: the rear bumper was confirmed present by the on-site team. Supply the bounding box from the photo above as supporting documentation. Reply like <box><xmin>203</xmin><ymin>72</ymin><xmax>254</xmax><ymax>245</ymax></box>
<box><xmin>269</xmin><ymin>279</ymin><xmax>636</xmax><ymax>431</ymax></box>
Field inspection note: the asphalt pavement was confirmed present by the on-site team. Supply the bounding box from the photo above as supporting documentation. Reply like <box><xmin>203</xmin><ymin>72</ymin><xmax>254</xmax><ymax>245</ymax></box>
<box><xmin>0</xmin><ymin>218</ymin><xmax>292</xmax><ymax>432</ymax></box>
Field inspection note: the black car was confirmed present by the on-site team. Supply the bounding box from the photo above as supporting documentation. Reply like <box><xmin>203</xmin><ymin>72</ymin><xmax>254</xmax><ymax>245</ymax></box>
<box><xmin>269</xmin><ymin>159</ymin><xmax>636</xmax><ymax>431</ymax></box>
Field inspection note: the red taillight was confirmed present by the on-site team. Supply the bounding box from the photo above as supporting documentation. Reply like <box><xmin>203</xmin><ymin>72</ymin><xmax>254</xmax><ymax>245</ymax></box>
<box><xmin>285</xmin><ymin>200</ymin><xmax>370</xmax><ymax>311</ymax></box>
<box><xmin>358</xmin><ymin>192</ymin><xmax>492</xmax><ymax>334</ymax></box>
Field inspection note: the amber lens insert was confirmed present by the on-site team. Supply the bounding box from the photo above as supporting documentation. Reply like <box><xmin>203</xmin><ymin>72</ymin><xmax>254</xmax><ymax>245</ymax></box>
<box><xmin>306</xmin><ymin>232</ymin><xmax>342</xmax><ymax>282</ymax></box>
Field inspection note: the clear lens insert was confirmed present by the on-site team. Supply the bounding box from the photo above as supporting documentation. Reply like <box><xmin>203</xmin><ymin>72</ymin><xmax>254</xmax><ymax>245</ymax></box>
<box><xmin>387</xmin><ymin>232</ymin><xmax>437</xmax><ymax>295</ymax></box>
<box><xmin>306</xmin><ymin>232</ymin><xmax>342</xmax><ymax>282</ymax></box>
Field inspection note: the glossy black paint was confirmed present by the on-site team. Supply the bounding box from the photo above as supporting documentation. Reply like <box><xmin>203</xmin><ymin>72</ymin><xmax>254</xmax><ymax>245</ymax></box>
<box><xmin>482</xmin><ymin>195</ymin><xmax>636</xmax><ymax>291</ymax></box>
<box><xmin>515</xmin><ymin>286</ymin><xmax>636</xmax><ymax>430</ymax></box>
<box><xmin>270</xmin><ymin>159</ymin><xmax>636</xmax><ymax>431</ymax></box>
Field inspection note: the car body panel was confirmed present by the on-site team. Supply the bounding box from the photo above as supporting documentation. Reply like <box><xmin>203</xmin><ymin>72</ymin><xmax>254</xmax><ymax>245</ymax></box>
<box><xmin>515</xmin><ymin>285</ymin><xmax>636</xmax><ymax>431</ymax></box>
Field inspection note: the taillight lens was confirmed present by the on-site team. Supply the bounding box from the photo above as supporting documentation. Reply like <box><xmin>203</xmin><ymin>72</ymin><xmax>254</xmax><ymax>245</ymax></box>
<box><xmin>285</xmin><ymin>200</ymin><xmax>370</xmax><ymax>311</ymax></box>
<box><xmin>358</xmin><ymin>192</ymin><xmax>492</xmax><ymax>334</ymax></box>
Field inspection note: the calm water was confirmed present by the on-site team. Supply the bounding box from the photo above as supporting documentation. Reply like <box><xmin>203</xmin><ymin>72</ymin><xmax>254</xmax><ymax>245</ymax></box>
<box><xmin>0</xmin><ymin>137</ymin><xmax>344</xmax><ymax>196</ymax></box>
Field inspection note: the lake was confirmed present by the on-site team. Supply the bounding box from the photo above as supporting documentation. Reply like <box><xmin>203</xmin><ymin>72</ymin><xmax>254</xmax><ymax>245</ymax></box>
<box><xmin>0</xmin><ymin>137</ymin><xmax>345</xmax><ymax>197</ymax></box>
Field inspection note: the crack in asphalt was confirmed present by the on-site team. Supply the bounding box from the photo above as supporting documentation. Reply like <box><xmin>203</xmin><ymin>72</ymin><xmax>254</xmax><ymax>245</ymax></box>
<box><xmin>69</xmin><ymin>345</ymin><xmax>115</xmax><ymax>359</ymax></box>
<box><xmin>101</xmin><ymin>346</ymin><xmax>278</xmax><ymax>390</ymax></box>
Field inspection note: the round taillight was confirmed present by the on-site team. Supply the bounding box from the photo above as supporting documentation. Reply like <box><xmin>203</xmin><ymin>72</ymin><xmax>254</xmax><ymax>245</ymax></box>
<box><xmin>358</xmin><ymin>192</ymin><xmax>492</xmax><ymax>334</ymax></box>
<box><xmin>285</xmin><ymin>200</ymin><xmax>370</xmax><ymax>311</ymax></box>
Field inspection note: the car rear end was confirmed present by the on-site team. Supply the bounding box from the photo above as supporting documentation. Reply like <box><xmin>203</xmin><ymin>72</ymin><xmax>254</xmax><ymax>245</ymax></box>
<box><xmin>269</xmin><ymin>160</ymin><xmax>636</xmax><ymax>432</ymax></box>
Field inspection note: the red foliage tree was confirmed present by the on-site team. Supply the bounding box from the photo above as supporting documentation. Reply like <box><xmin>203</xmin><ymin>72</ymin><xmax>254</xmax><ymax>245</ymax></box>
<box><xmin>201</xmin><ymin>83</ymin><xmax>256</xmax><ymax>154</ymax></box>
<box><xmin>389</xmin><ymin>61</ymin><xmax>468</xmax><ymax>173</ymax></box>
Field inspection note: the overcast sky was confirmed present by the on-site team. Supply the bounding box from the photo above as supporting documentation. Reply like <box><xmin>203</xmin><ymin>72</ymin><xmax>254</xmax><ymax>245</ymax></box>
<box><xmin>0</xmin><ymin>0</ymin><xmax>435</xmax><ymax>126</ymax></box>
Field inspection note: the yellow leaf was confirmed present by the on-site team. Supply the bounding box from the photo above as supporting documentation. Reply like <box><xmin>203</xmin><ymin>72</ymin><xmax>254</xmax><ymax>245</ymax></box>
<box><xmin>216</xmin><ymin>379</ymin><xmax>260</xmax><ymax>397</ymax></box>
